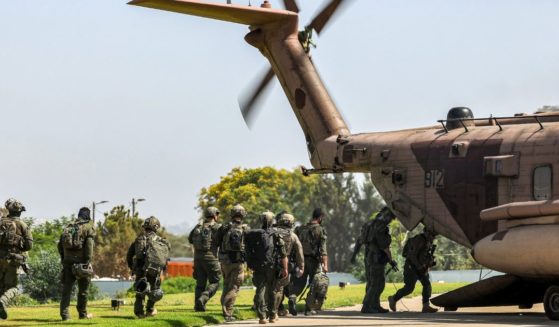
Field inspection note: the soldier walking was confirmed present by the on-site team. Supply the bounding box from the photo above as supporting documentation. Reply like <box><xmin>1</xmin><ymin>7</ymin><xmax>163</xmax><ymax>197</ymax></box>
<box><xmin>389</xmin><ymin>229</ymin><xmax>438</xmax><ymax>313</ymax></box>
<box><xmin>188</xmin><ymin>206</ymin><xmax>222</xmax><ymax>312</ymax></box>
<box><xmin>357</xmin><ymin>207</ymin><xmax>396</xmax><ymax>313</ymax></box>
<box><xmin>216</xmin><ymin>204</ymin><xmax>249</xmax><ymax>322</ymax></box>
<box><xmin>127</xmin><ymin>216</ymin><xmax>171</xmax><ymax>318</ymax></box>
<box><xmin>246</xmin><ymin>211</ymin><xmax>288</xmax><ymax>324</ymax></box>
<box><xmin>291</xmin><ymin>208</ymin><xmax>328</xmax><ymax>316</ymax></box>
<box><xmin>58</xmin><ymin>207</ymin><xmax>95</xmax><ymax>320</ymax></box>
<box><xmin>0</xmin><ymin>199</ymin><xmax>32</xmax><ymax>320</ymax></box>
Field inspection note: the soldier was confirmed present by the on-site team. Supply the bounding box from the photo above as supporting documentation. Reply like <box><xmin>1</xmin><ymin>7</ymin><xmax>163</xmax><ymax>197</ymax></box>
<box><xmin>246</xmin><ymin>211</ymin><xmax>288</xmax><ymax>324</ymax></box>
<box><xmin>359</xmin><ymin>207</ymin><xmax>396</xmax><ymax>313</ymax></box>
<box><xmin>291</xmin><ymin>208</ymin><xmax>328</xmax><ymax>316</ymax></box>
<box><xmin>126</xmin><ymin>216</ymin><xmax>171</xmax><ymax>318</ymax></box>
<box><xmin>215</xmin><ymin>204</ymin><xmax>250</xmax><ymax>322</ymax></box>
<box><xmin>0</xmin><ymin>199</ymin><xmax>33</xmax><ymax>320</ymax></box>
<box><xmin>188</xmin><ymin>206</ymin><xmax>222</xmax><ymax>312</ymax></box>
<box><xmin>388</xmin><ymin>229</ymin><xmax>438</xmax><ymax>313</ymax></box>
<box><xmin>275</xmin><ymin>213</ymin><xmax>304</xmax><ymax>318</ymax></box>
<box><xmin>58</xmin><ymin>207</ymin><xmax>96</xmax><ymax>320</ymax></box>
<box><xmin>350</xmin><ymin>214</ymin><xmax>375</xmax><ymax>310</ymax></box>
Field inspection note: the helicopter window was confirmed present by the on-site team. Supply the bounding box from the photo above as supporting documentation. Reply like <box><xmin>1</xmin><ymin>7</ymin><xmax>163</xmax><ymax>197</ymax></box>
<box><xmin>533</xmin><ymin>165</ymin><xmax>552</xmax><ymax>200</ymax></box>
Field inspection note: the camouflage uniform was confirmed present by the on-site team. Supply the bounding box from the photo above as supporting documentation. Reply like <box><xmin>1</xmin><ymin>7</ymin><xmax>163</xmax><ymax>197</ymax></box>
<box><xmin>188</xmin><ymin>207</ymin><xmax>222</xmax><ymax>311</ymax></box>
<box><xmin>215</xmin><ymin>205</ymin><xmax>249</xmax><ymax>321</ymax></box>
<box><xmin>361</xmin><ymin>208</ymin><xmax>395</xmax><ymax>313</ymax></box>
<box><xmin>57</xmin><ymin>208</ymin><xmax>95</xmax><ymax>320</ymax></box>
<box><xmin>251</xmin><ymin>211</ymin><xmax>288</xmax><ymax>323</ymax></box>
<box><xmin>291</xmin><ymin>212</ymin><xmax>327</xmax><ymax>315</ymax></box>
<box><xmin>126</xmin><ymin>217</ymin><xmax>171</xmax><ymax>318</ymax></box>
<box><xmin>389</xmin><ymin>231</ymin><xmax>438</xmax><ymax>313</ymax></box>
<box><xmin>0</xmin><ymin>199</ymin><xmax>32</xmax><ymax>320</ymax></box>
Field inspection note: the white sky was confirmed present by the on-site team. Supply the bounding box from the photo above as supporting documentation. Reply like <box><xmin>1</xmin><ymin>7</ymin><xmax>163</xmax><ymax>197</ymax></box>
<box><xmin>1</xmin><ymin>0</ymin><xmax>558</xmax><ymax>230</ymax></box>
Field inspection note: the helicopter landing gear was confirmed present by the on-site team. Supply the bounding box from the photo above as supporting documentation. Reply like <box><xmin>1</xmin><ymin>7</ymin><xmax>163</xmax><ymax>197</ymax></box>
<box><xmin>544</xmin><ymin>285</ymin><xmax>559</xmax><ymax>320</ymax></box>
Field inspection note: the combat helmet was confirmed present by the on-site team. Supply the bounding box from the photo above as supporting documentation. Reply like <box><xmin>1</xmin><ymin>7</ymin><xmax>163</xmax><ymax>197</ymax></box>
<box><xmin>5</xmin><ymin>198</ymin><xmax>25</xmax><ymax>214</ymax></box>
<box><xmin>423</xmin><ymin>228</ymin><xmax>438</xmax><ymax>240</ymax></box>
<box><xmin>230</xmin><ymin>204</ymin><xmax>246</xmax><ymax>219</ymax></box>
<box><xmin>135</xmin><ymin>277</ymin><xmax>151</xmax><ymax>295</ymax></box>
<box><xmin>259</xmin><ymin>211</ymin><xmax>275</xmax><ymax>228</ymax></box>
<box><xmin>277</xmin><ymin>212</ymin><xmax>295</xmax><ymax>228</ymax></box>
<box><xmin>142</xmin><ymin>216</ymin><xmax>161</xmax><ymax>231</ymax></box>
<box><xmin>204</xmin><ymin>206</ymin><xmax>220</xmax><ymax>219</ymax></box>
<box><xmin>148</xmin><ymin>288</ymin><xmax>164</xmax><ymax>302</ymax></box>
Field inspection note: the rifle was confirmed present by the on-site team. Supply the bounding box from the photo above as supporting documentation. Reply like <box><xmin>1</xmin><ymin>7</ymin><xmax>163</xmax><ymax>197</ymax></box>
<box><xmin>9</xmin><ymin>253</ymin><xmax>31</xmax><ymax>275</ymax></box>
<box><xmin>385</xmin><ymin>260</ymin><xmax>399</xmax><ymax>276</ymax></box>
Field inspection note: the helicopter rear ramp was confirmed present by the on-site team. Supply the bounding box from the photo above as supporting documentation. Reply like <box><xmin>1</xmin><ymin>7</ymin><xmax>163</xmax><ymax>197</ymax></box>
<box><xmin>431</xmin><ymin>274</ymin><xmax>547</xmax><ymax>309</ymax></box>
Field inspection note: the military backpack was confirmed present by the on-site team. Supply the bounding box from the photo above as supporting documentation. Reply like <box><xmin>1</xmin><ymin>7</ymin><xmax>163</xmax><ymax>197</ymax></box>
<box><xmin>141</xmin><ymin>234</ymin><xmax>170</xmax><ymax>277</ymax></box>
<box><xmin>307</xmin><ymin>272</ymin><xmax>329</xmax><ymax>310</ymax></box>
<box><xmin>244</xmin><ymin>229</ymin><xmax>275</xmax><ymax>271</ymax></box>
<box><xmin>191</xmin><ymin>222</ymin><xmax>214</xmax><ymax>252</ymax></box>
<box><xmin>0</xmin><ymin>218</ymin><xmax>21</xmax><ymax>248</ymax></box>
<box><xmin>61</xmin><ymin>222</ymin><xmax>85</xmax><ymax>250</ymax></box>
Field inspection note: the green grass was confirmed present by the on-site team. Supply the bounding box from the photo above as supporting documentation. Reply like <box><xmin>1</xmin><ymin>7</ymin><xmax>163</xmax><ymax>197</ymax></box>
<box><xmin>0</xmin><ymin>282</ymin><xmax>465</xmax><ymax>326</ymax></box>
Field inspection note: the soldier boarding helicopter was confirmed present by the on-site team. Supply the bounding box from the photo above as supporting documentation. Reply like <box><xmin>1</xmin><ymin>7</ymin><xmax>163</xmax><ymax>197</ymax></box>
<box><xmin>128</xmin><ymin>0</ymin><xmax>559</xmax><ymax>320</ymax></box>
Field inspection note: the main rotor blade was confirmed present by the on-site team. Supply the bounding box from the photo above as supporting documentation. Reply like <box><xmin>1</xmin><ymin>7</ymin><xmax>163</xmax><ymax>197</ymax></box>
<box><xmin>239</xmin><ymin>67</ymin><xmax>275</xmax><ymax>128</ymax></box>
<box><xmin>308</xmin><ymin>0</ymin><xmax>344</xmax><ymax>35</ymax></box>
<box><xmin>283</xmin><ymin>0</ymin><xmax>299</xmax><ymax>13</ymax></box>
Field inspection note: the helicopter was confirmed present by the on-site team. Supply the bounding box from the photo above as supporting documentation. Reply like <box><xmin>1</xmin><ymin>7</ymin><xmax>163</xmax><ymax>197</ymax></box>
<box><xmin>129</xmin><ymin>0</ymin><xmax>559</xmax><ymax>320</ymax></box>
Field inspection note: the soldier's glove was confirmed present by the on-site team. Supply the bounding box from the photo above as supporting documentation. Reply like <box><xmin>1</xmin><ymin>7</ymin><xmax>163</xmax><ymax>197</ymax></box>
<box><xmin>295</xmin><ymin>267</ymin><xmax>304</xmax><ymax>278</ymax></box>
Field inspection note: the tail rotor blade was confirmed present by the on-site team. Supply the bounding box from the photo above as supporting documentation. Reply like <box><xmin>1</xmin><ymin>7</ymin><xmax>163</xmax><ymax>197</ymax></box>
<box><xmin>308</xmin><ymin>0</ymin><xmax>345</xmax><ymax>35</ymax></box>
<box><xmin>239</xmin><ymin>67</ymin><xmax>275</xmax><ymax>128</ymax></box>
<box><xmin>283</xmin><ymin>0</ymin><xmax>300</xmax><ymax>13</ymax></box>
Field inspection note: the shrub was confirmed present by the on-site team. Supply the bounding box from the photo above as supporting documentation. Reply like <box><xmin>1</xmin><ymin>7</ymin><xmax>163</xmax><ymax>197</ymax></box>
<box><xmin>161</xmin><ymin>277</ymin><xmax>196</xmax><ymax>294</ymax></box>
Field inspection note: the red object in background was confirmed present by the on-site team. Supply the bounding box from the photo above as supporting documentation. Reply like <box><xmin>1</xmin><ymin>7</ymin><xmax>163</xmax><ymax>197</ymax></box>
<box><xmin>166</xmin><ymin>261</ymin><xmax>194</xmax><ymax>277</ymax></box>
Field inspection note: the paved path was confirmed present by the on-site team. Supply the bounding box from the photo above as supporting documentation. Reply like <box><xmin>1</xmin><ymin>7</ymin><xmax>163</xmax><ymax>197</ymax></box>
<box><xmin>215</xmin><ymin>296</ymin><xmax>554</xmax><ymax>327</ymax></box>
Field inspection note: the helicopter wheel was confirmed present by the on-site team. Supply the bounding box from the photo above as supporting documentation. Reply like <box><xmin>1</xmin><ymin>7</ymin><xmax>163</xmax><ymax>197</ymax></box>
<box><xmin>544</xmin><ymin>285</ymin><xmax>559</xmax><ymax>320</ymax></box>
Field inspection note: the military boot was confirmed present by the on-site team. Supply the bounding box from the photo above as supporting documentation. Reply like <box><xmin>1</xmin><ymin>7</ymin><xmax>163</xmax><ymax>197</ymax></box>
<box><xmin>146</xmin><ymin>308</ymin><xmax>158</xmax><ymax>317</ymax></box>
<box><xmin>422</xmin><ymin>303</ymin><xmax>438</xmax><ymax>313</ymax></box>
<box><xmin>195</xmin><ymin>295</ymin><xmax>208</xmax><ymax>312</ymax></box>
<box><xmin>79</xmin><ymin>313</ymin><xmax>93</xmax><ymax>319</ymax></box>
<box><xmin>0</xmin><ymin>299</ymin><xmax>7</xmax><ymax>320</ymax></box>
<box><xmin>388</xmin><ymin>296</ymin><xmax>397</xmax><ymax>312</ymax></box>
<box><xmin>288</xmin><ymin>297</ymin><xmax>297</xmax><ymax>316</ymax></box>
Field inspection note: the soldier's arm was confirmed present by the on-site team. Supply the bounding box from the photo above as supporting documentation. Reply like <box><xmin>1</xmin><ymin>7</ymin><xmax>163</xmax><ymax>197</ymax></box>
<box><xmin>350</xmin><ymin>239</ymin><xmax>363</xmax><ymax>264</ymax></box>
<box><xmin>320</xmin><ymin>228</ymin><xmax>328</xmax><ymax>273</ymax></box>
<box><xmin>83</xmin><ymin>237</ymin><xmax>94</xmax><ymax>264</ymax></box>
<box><xmin>408</xmin><ymin>237</ymin><xmax>424</xmax><ymax>269</ymax></box>
<box><xmin>126</xmin><ymin>241</ymin><xmax>136</xmax><ymax>270</ymax></box>
<box><xmin>293</xmin><ymin>234</ymin><xmax>305</xmax><ymax>272</ymax></box>
<box><xmin>20</xmin><ymin>222</ymin><xmax>33</xmax><ymax>251</ymax></box>
<box><xmin>57</xmin><ymin>234</ymin><xmax>64</xmax><ymax>260</ymax></box>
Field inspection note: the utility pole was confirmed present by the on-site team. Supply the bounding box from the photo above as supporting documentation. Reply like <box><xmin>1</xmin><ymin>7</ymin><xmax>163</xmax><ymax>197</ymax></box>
<box><xmin>92</xmin><ymin>200</ymin><xmax>109</xmax><ymax>224</ymax></box>
<box><xmin>131</xmin><ymin>198</ymin><xmax>146</xmax><ymax>218</ymax></box>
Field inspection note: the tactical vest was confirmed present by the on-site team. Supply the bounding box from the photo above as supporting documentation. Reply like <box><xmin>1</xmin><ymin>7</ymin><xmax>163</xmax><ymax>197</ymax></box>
<box><xmin>221</xmin><ymin>222</ymin><xmax>246</xmax><ymax>263</ymax></box>
<box><xmin>0</xmin><ymin>218</ymin><xmax>22</xmax><ymax>251</ymax></box>
<box><xmin>297</xmin><ymin>224</ymin><xmax>321</xmax><ymax>257</ymax></box>
<box><xmin>275</xmin><ymin>227</ymin><xmax>293</xmax><ymax>256</ymax></box>
<box><xmin>61</xmin><ymin>222</ymin><xmax>85</xmax><ymax>250</ymax></box>
<box><xmin>191</xmin><ymin>222</ymin><xmax>215</xmax><ymax>252</ymax></box>
<box><xmin>134</xmin><ymin>233</ymin><xmax>170</xmax><ymax>276</ymax></box>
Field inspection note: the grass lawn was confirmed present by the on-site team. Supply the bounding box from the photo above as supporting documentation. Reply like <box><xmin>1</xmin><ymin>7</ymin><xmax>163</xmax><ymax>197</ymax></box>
<box><xmin>0</xmin><ymin>282</ymin><xmax>465</xmax><ymax>326</ymax></box>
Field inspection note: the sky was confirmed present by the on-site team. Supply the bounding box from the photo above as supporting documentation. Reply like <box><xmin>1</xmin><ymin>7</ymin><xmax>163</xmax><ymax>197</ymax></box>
<box><xmin>1</xmin><ymin>0</ymin><xmax>558</xmax><ymax>231</ymax></box>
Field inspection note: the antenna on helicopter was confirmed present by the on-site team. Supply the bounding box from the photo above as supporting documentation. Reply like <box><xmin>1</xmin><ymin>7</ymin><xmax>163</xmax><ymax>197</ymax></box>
<box><xmin>239</xmin><ymin>0</ymin><xmax>350</xmax><ymax>128</ymax></box>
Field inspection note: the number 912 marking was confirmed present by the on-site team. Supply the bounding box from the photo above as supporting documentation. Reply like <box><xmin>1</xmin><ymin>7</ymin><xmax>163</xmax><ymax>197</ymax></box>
<box><xmin>425</xmin><ymin>169</ymin><xmax>444</xmax><ymax>189</ymax></box>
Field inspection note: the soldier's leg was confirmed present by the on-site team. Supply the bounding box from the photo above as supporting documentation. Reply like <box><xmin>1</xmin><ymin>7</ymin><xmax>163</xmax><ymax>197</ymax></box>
<box><xmin>60</xmin><ymin>264</ymin><xmax>76</xmax><ymax>320</ymax></box>
<box><xmin>145</xmin><ymin>275</ymin><xmax>159</xmax><ymax>315</ymax></box>
<box><xmin>252</xmin><ymin>270</ymin><xmax>267</xmax><ymax>320</ymax></box>
<box><xmin>134</xmin><ymin>276</ymin><xmax>146</xmax><ymax>317</ymax></box>
<box><xmin>418</xmin><ymin>272</ymin><xmax>434</xmax><ymax>305</ymax></box>
<box><xmin>362</xmin><ymin>255</ymin><xmax>373</xmax><ymax>310</ymax></box>
<box><xmin>369</xmin><ymin>263</ymin><xmax>386</xmax><ymax>309</ymax></box>
<box><xmin>392</xmin><ymin>263</ymin><xmax>419</xmax><ymax>302</ymax></box>
<box><xmin>194</xmin><ymin>260</ymin><xmax>208</xmax><ymax>311</ymax></box>
<box><xmin>302</xmin><ymin>257</ymin><xmax>320</xmax><ymax>314</ymax></box>
<box><xmin>221</xmin><ymin>263</ymin><xmax>244</xmax><ymax>319</ymax></box>
<box><xmin>204</xmin><ymin>260</ymin><xmax>221</xmax><ymax>300</ymax></box>
<box><xmin>269</xmin><ymin>270</ymin><xmax>286</xmax><ymax>320</ymax></box>
<box><xmin>76</xmin><ymin>276</ymin><xmax>91</xmax><ymax>318</ymax></box>
<box><xmin>0</xmin><ymin>262</ymin><xmax>19</xmax><ymax>319</ymax></box>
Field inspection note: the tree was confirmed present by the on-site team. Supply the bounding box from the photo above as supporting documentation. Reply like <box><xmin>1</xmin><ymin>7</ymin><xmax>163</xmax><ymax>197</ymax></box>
<box><xmin>198</xmin><ymin>167</ymin><xmax>319</xmax><ymax>227</ymax></box>
<box><xmin>94</xmin><ymin>206</ymin><xmax>143</xmax><ymax>278</ymax></box>
<box><xmin>167</xmin><ymin>233</ymin><xmax>193</xmax><ymax>258</ymax></box>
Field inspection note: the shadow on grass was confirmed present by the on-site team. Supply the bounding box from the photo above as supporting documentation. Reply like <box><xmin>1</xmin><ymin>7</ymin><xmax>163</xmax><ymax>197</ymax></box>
<box><xmin>12</xmin><ymin>317</ymin><xmax>96</xmax><ymax>325</ymax></box>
